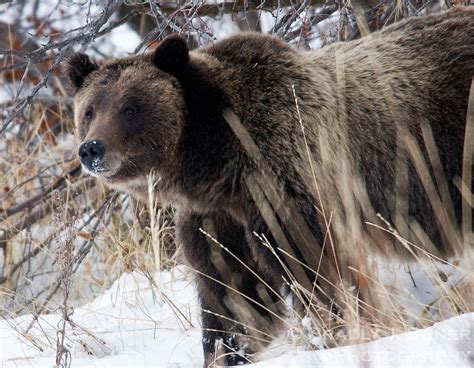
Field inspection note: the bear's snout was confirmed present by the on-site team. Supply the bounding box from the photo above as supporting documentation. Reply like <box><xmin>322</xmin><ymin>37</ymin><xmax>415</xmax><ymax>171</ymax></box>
<box><xmin>79</xmin><ymin>140</ymin><xmax>106</xmax><ymax>172</ymax></box>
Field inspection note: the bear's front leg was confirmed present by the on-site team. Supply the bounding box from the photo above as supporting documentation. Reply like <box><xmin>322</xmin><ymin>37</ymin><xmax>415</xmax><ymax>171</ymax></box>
<box><xmin>175</xmin><ymin>209</ymin><xmax>283</xmax><ymax>366</ymax></box>
<box><xmin>200</xmin><ymin>301</ymin><xmax>249</xmax><ymax>366</ymax></box>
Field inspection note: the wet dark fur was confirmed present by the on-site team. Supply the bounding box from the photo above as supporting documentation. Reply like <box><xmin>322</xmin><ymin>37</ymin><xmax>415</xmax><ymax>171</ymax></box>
<box><xmin>67</xmin><ymin>8</ymin><xmax>473</xmax><ymax>366</ymax></box>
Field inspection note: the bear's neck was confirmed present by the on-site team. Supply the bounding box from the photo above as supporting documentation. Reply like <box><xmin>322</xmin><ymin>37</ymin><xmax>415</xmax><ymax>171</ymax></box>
<box><xmin>165</xmin><ymin>60</ymin><xmax>245</xmax><ymax>211</ymax></box>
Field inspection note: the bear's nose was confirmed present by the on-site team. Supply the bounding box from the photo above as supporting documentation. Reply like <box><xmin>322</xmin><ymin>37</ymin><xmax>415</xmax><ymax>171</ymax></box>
<box><xmin>78</xmin><ymin>140</ymin><xmax>105</xmax><ymax>169</ymax></box>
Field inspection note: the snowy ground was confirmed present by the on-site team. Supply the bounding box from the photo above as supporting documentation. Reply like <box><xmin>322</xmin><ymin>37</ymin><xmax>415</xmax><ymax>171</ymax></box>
<box><xmin>1</xmin><ymin>267</ymin><xmax>203</xmax><ymax>367</ymax></box>
<box><xmin>1</xmin><ymin>265</ymin><xmax>473</xmax><ymax>368</ymax></box>
<box><xmin>255</xmin><ymin>314</ymin><xmax>474</xmax><ymax>367</ymax></box>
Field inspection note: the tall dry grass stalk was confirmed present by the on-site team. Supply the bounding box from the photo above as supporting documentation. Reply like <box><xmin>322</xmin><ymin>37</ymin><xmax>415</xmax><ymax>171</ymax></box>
<box><xmin>52</xmin><ymin>188</ymin><xmax>74</xmax><ymax>367</ymax></box>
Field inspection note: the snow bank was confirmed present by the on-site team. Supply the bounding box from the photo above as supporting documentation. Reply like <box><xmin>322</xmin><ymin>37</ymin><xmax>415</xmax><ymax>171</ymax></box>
<box><xmin>1</xmin><ymin>266</ymin><xmax>473</xmax><ymax>367</ymax></box>
<box><xmin>254</xmin><ymin>313</ymin><xmax>474</xmax><ymax>367</ymax></box>
<box><xmin>1</xmin><ymin>267</ymin><xmax>203</xmax><ymax>367</ymax></box>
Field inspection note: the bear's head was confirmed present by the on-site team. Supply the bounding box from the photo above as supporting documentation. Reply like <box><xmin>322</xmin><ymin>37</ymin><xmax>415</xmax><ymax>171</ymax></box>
<box><xmin>66</xmin><ymin>35</ymin><xmax>190</xmax><ymax>190</ymax></box>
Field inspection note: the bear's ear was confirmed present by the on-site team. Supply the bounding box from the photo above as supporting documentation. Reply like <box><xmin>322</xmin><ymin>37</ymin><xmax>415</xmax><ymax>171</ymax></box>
<box><xmin>65</xmin><ymin>53</ymin><xmax>98</xmax><ymax>90</ymax></box>
<box><xmin>153</xmin><ymin>35</ymin><xmax>189</xmax><ymax>76</ymax></box>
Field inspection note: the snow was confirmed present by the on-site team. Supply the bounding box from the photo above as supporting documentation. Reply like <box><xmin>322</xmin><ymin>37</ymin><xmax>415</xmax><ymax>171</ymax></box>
<box><xmin>255</xmin><ymin>313</ymin><xmax>474</xmax><ymax>367</ymax></box>
<box><xmin>1</xmin><ymin>264</ymin><xmax>473</xmax><ymax>368</ymax></box>
<box><xmin>1</xmin><ymin>266</ymin><xmax>204</xmax><ymax>367</ymax></box>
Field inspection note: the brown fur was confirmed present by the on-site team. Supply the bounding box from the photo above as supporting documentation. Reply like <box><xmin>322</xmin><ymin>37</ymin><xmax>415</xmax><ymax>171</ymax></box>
<box><xmin>67</xmin><ymin>7</ymin><xmax>473</xmax><ymax>366</ymax></box>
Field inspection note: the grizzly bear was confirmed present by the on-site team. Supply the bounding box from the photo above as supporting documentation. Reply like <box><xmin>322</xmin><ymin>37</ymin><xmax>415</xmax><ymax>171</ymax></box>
<box><xmin>66</xmin><ymin>7</ymin><xmax>473</xmax><ymax>366</ymax></box>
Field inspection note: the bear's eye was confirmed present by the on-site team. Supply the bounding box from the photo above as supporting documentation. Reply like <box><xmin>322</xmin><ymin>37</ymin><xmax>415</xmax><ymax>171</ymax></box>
<box><xmin>123</xmin><ymin>106</ymin><xmax>136</xmax><ymax>116</ymax></box>
<box><xmin>85</xmin><ymin>110</ymin><xmax>93</xmax><ymax>120</ymax></box>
